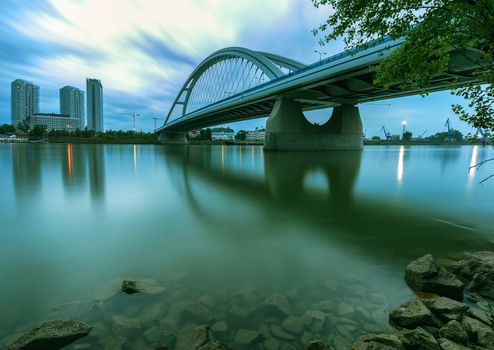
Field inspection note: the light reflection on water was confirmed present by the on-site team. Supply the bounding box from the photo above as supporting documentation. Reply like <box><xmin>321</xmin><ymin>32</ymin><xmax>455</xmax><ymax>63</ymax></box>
<box><xmin>0</xmin><ymin>144</ymin><xmax>493</xmax><ymax>348</ymax></box>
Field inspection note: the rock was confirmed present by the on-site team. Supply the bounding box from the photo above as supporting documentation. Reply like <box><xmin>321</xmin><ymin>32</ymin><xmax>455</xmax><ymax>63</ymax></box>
<box><xmin>140</xmin><ymin>303</ymin><xmax>164</xmax><ymax>324</ymax></box>
<box><xmin>121</xmin><ymin>279</ymin><xmax>139</xmax><ymax>294</ymax></box>
<box><xmin>258</xmin><ymin>323</ymin><xmax>272</xmax><ymax>339</ymax></box>
<box><xmin>469</xmin><ymin>267</ymin><xmax>494</xmax><ymax>299</ymax></box>
<box><xmin>305</xmin><ymin>339</ymin><xmax>331</xmax><ymax>349</ymax></box>
<box><xmin>422</xmin><ymin>297</ymin><xmax>469</xmax><ymax>321</ymax></box>
<box><xmin>182</xmin><ymin>302</ymin><xmax>213</xmax><ymax>323</ymax></box>
<box><xmin>405</xmin><ymin>254</ymin><xmax>464</xmax><ymax>301</ymax></box>
<box><xmin>99</xmin><ymin>335</ymin><xmax>126</xmax><ymax>349</ymax></box>
<box><xmin>270</xmin><ymin>324</ymin><xmax>294</xmax><ymax>340</ymax></box>
<box><xmin>264</xmin><ymin>337</ymin><xmax>280</xmax><ymax>350</ymax></box>
<box><xmin>351</xmin><ymin>334</ymin><xmax>405</xmax><ymax>350</ymax></box>
<box><xmin>398</xmin><ymin>327</ymin><xmax>441</xmax><ymax>350</ymax></box>
<box><xmin>451</xmin><ymin>251</ymin><xmax>494</xmax><ymax>281</ymax></box>
<box><xmin>234</xmin><ymin>329</ymin><xmax>260</xmax><ymax>345</ymax></box>
<box><xmin>211</xmin><ymin>321</ymin><xmax>228</xmax><ymax>333</ymax></box>
<box><xmin>197</xmin><ymin>340</ymin><xmax>229</xmax><ymax>350</ymax></box>
<box><xmin>466</xmin><ymin>308</ymin><xmax>493</xmax><ymax>327</ymax></box>
<box><xmin>303</xmin><ymin>310</ymin><xmax>327</xmax><ymax>332</ymax></box>
<box><xmin>337</xmin><ymin>302</ymin><xmax>354</xmax><ymax>316</ymax></box>
<box><xmin>389</xmin><ymin>299</ymin><xmax>438</xmax><ymax>329</ymax></box>
<box><xmin>228</xmin><ymin>304</ymin><xmax>250</xmax><ymax>318</ymax></box>
<box><xmin>262</xmin><ymin>294</ymin><xmax>291</xmax><ymax>317</ymax></box>
<box><xmin>437</xmin><ymin>338</ymin><xmax>472</xmax><ymax>350</ymax></box>
<box><xmin>313</xmin><ymin>300</ymin><xmax>336</xmax><ymax>312</ymax></box>
<box><xmin>461</xmin><ymin>316</ymin><xmax>494</xmax><ymax>348</ymax></box>
<box><xmin>111</xmin><ymin>315</ymin><xmax>141</xmax><ymax>334</ymax></box>
<box><xmin>144</xmin><ymin>326</ymin><xmax>162</xmax><ymax>343</ymax></box>
<box><xmin>175</xmin><ymin>325</ymin><xmax>210</xmax><ymax>350</ymax></box>
<box><xmin>332</xmin><ymin>335</ymin><xmax>352</xmax><ymax>350</ymax></box>
<box><xmin>9</xmin><ymin>320</ymin><xmax>92</xmax><ymax>350</ymax></box>
<box><xmin>282</xmin><ymin>316</ymin><xmax>304</xmax><ymax>334</ymax></box>
<box><xmin>336</xmin><ymin>324</ymin><xmax>352</xmax><ymax>341</ymax></box>
<box><xmin>438</xmin><ymin>320</ymin><xmax>468</xmax><ymax>345</ymax></box>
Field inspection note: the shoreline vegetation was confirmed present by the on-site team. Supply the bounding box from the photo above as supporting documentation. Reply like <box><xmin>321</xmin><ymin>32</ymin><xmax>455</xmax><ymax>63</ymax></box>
<box><xmin>5</xmin><ymin>251</ymin><xmax>493</xmax><ymax>350</ymax></box>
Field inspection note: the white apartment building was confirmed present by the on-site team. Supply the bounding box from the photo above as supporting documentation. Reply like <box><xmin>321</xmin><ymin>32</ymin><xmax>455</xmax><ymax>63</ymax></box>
<box><xmin>11</xmin><ymin>79</ymin><xmax>39</xmax><ymax>127</ymax></box>
<box><xmin>60</xmin><ymin>86</ymin><xmax>85</xmax><ymax>129</ymax></box>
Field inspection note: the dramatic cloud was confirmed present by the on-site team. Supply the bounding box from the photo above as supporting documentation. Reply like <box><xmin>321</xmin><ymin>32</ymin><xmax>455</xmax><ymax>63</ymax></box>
<box><xmin>0</xmin><ymin>0</ymin><xmax>474</xmax><ymax>135</ymax></box>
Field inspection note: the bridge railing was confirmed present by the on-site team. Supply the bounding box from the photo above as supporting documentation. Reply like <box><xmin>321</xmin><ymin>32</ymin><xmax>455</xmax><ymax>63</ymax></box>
<box><xmin>164</xmin><ymin>37</ymin><xmax>398</xmax><ymax>127</ymax></box>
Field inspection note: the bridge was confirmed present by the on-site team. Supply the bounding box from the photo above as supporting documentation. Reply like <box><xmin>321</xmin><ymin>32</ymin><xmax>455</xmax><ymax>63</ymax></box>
<box><xmin>157</xmin><ymin>38</ymin><xmax>485</xmax><ymax>150</ymax></box>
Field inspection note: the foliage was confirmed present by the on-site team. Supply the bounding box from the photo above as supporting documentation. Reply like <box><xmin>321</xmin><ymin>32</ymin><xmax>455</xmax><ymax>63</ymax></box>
<box><xmin>402</xmin><ymin>131</ymin><xmax>413</xmax><ymax>141</ymax></box>
<box><xmin>29</xmin><ymin>125</ymin><xmax>46</xmax><ymax>139</ymax></box>
<box><xmin>235</xmin><ymin>130</ymin><xmax>247</xmax><ymax>141</ymax></box>
<box><xmin>0</xmin><ymin>124</ymin><xmax>15</xmax><ymax>134</ymax></box>
<box><xmin>46</xmin><ymin>129</ymin><xmax>157</xmax><ymax>143</ymax></box>
<box><xmin>312</xmin><ymin>0</ymin><xmax>494</xmax><ymax>134</ymax></box>
<box><xmin>427</xmin><ymin>130</ymin><xmax>463</xmax><ymax>142</ymax></box>
<box><xmin>17</xmin><ymin>121</ymin><xmax>30</xmax><ymax>133</ymax></box>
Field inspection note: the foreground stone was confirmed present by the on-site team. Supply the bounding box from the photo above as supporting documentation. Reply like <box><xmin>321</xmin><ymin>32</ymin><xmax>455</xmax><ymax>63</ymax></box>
<box><xmin>405</xmin><ymin>254</ymin><xmax>464</xmax><ymax>300</ymax></box>
<box><xmin>351</xmin><ymin>334</ymin><xmax>405</xmax><ymax>350</ymax></box>
<box><xmin>451</xmin><ymin>251</ymin><xmax>494</xmax><ymax>300</ymax></box>
<box><xmin>389</xmin><ymin>299</ymin><xmax>438</xmax><ymax>329</ymax></box>
<box><xmin>9</xmin><ymin>320</ymin><xmax>91</xmax><ymax>350</ymax></box>
<box><xmin>305</xmin><ymin>339</ymin><xmax>332</xmax><ymax>349</ymax></box>
<box><xmin>175</xmin><ymin>325</ymin><xmax>228</xmax><ymax>350</ymax></box>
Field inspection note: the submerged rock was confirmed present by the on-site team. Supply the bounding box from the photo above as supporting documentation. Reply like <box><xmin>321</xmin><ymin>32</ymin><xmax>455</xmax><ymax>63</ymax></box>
<box><xmin>234</xmin><ymin>329</ymin><xmax>260</xmax><ymax>346</ymax></box>
<box><xmin>261</xmin><ymin>294</ymin><xmax>291</xmax><ymax>317</ymax></box>
<box><xmin>351</xmin><ymin>334</ymin><xmax>405</xmax><ymax>350</ymax></box>
<box><xmin>405</xmin><ymin>254</ymin><xmax>464</xmax><ymax>301</ymax></box>
<box><xmin>121</xmin><ymin>279</ymin><xmax>139</xmax><ymax>294</ymax></box>
<box><xmin>9</xmin><ymin>320</ymin><xmax>92</xmax><ymax>350</ymax></box>
<box><xmin>175</xmin><ymin>325</ymin><xmax>228</xmax><ymax>350</ymax></box>
<box><xmin>305</xmin><ymin>339</ymin><xmax>331</xmax><ymax>350</ymax></box>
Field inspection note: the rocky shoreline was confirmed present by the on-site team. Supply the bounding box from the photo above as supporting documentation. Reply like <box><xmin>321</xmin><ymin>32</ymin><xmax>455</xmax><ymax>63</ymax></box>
<box><xmin>5</xmin><ymin>252</ymin><xmax>494</xmax><ymax>350</ymax></box>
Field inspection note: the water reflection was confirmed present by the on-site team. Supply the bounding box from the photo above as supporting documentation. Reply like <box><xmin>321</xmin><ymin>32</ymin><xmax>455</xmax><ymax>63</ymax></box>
<box><xmin>12</xmin><ymin>144</ymin><xmax>42</xmax><ymax>201</ymax></box>
<box><xmin>87</xmin><ymin>145</ymin><xmax>106</xmax><ymax>202</ymax></box>
<box><xmin>162</xmin><ymin>145</ymin><xmax>494</xmax><ymax>263</ymax></box>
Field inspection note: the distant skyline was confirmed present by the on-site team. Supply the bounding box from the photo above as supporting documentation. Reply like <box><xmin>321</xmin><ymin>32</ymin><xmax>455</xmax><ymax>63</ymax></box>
<box><xmin>0</xmin><ymin>0</ymin><xmax>477</xmax><ymax>136</ymax></box>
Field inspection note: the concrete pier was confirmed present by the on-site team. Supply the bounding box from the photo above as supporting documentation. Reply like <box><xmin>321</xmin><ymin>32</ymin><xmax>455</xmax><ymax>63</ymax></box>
<box><xmin>264</xmin><ymin>98</ymin><xmax>363</xmax><ymax>151</ymax></box>
<box><xmin>157</xmin><ymin>131</ymin><xmax>188</xmax><ymax>145</ymax></box>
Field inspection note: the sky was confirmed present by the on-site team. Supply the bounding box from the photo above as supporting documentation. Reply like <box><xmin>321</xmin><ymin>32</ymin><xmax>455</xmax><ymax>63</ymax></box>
<box><xmin>0</xmin><ymin>0</ymin><xmax>477</xmax><ymax>137</ymax></box>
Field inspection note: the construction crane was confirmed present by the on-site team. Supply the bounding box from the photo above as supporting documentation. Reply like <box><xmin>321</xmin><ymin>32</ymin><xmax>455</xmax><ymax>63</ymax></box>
<box><xmin>444</xmin><ymin>118</ymin><xmax>454</xmax><ymax>141</ymax></box>
<box><xmin>152</xmin><ymin>117</ymin><xmax>164</xmax><ymax>131</ymax></box>
<box><xmin>115</xmin><ymin>112</ymin><xmax>140</xmax><ymax>131</ymax></box>
<box><xmin>419</xmin><ymin>130</ymin><xmax>428</xmax><ymax>139</ymax></box>
<box><xmin>380</xmin><ymin>125</ymin><xmax>392</xmax><ymax>140</ymax></box>
<box><xmin>476</xmin><ymin>127</ymin><xmax>491</xmax><ymax>143</ymax></box>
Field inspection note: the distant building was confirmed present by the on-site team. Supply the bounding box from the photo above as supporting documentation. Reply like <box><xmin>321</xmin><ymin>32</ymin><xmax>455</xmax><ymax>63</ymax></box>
<box><xmin>11</xmin><ymin>79</ymin><xmax>39</xmax><ymax>127</ymax></box>
<box><xmin>246</xmin><ymin>128</ymin><xmax>265</xmax><ymax>142</ymax></box>
<box><xmin>86</xmin><ymin>78</ymin><xmax>103</xmax><ymax>132</ymax></box>
<box><xmin>28</xmin><ymin>113</ymin><xmax>80</xmax><ymax>131</ymax></box>
<box><xmin>211</xmin><ymin>127</ymin><xmax>235</xmax><ymax>141</ymax></box>
<box><xmin>60</xmin><ymin>86</ymin><xmax>84</xmax><ymax>129</ymax></box>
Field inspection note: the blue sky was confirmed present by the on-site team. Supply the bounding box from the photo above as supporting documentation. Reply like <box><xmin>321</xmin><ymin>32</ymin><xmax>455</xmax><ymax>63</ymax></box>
<box><xmin>0</xmin><ymin>0</ymin><xmax>476</xmax><ymax>136</ymax></box>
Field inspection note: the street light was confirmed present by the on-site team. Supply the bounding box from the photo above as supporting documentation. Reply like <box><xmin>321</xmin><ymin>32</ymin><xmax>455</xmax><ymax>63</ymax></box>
<box><xmin>314</xmin><ymin>50</ymin><xmax>327</xmax><ymax>62</ymax></box>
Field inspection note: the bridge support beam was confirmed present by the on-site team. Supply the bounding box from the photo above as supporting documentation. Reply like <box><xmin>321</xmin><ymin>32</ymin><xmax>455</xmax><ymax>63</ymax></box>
<box><xmin>264</xmin><ymin>98</ymin><xmax>363</xmax><ymax>151</ymax></box>
<box><xmin>157</xmin><ymin>131</ymin><xmax>188</xmax><ymax>145</ymax></box>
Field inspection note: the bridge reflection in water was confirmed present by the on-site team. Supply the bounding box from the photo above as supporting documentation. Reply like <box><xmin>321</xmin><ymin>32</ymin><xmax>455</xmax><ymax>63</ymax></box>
<box><xmin>160</xmin><ymin>145</ymin><xmax>493</xmax><ymax>265</ymax></box>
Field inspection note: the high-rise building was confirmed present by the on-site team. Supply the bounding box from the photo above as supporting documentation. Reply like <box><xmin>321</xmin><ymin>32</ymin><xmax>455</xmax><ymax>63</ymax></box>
<box><xmin>60</xmin><ymin>86</ymin><xmax>85</xmax><ymax>129</ymax></box>
<box><xmin>86</xmin><ymin>78</ymin><xmax>103</xmax><ymax>132</ymax></box>
<box><xmin>11</xmin><ymin>79</ymin><xmax>40</xmax><ymax>127</ymax></box>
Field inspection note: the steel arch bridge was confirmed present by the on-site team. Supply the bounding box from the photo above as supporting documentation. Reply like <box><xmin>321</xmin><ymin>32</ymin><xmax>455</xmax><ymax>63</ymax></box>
<box><xmin>157</xmin><ymin>39</ymin><xmax>486</xmax><ymax>150</ymax></box>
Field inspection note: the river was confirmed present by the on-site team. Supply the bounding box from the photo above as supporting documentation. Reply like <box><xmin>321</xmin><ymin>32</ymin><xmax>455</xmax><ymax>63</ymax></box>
<box><xmin>0</xmin><ymin>144</ymin><xmax>493</xmax><ymax>349</ymax></box>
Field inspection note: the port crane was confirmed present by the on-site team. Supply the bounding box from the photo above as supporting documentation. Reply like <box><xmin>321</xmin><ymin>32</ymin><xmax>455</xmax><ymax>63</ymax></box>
<box><xmin>419</xmin><ymin>130</ymin><xmax>427</xmax><ymax>139</ymax></box>
<box><xmin>444</xmin><ymin>118</ymin><xmax>454</xmax><ymax>141</ymax></box>
<box><xmin>476</xmin><ymin>127</ymin><xmax>491</xmax><ymax>143</ymax></box>
<box><xmin>380</xmin><ymin>125</ymin><xmax>392</xmax><ymax>140</ymax></box>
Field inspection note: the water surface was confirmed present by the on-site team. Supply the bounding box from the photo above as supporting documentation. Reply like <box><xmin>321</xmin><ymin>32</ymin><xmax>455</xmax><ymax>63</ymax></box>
<box><xmin>0</xmin><ymin>144</ymin><xmax>493</xmax><ymax>349</ymax></box>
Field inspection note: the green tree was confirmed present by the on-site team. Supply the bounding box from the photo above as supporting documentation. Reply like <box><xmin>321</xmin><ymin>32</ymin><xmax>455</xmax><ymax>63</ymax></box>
<box><xmin>0</xmin><ymin>124</ymin><xmax>15</xmax><ymax>134</ymax></box>
<box><xmin>29</xmin><ymin>125</ymin><xmax>47</xmax><ymax>139</ymax></box>
<box><xmin>312</xmin><ymin>0</ymin><xmax>494</xmax><ymax>134</ymax></box>
<box><xmin>235</xmin><ymin>130</ymin><xmax>247</xmax><ymax>141</ymax></box>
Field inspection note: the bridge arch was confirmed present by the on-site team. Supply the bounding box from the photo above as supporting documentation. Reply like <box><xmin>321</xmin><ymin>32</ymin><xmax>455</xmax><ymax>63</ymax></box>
<box><xmin>164</xmin><ymin>47</ymin><xmax>305</xmax><ymax>124</ymax></box>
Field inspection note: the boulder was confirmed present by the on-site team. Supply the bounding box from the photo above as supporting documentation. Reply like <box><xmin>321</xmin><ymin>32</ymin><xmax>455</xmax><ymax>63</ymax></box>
<box><xmin>175</xmin><ymin>325</ymin><xmax>209</xmax><ymax>350</ymax></box>
<box><xmin>234</xmin><ymin>329</ymin><xmax>260</xmax><ymax>346</ymax></box>
<box><xmin>264</xmin><ymin>337</ymin><xmax>280</xmax><ymax>350</ymax></box>
<box><xmin>261</xmin><ymin>294</ymin><xmax>291</xmax><ymax>317</ymax></box>
<box><xmin>303</xmin><ymin>310</ymin><xmax>327</xmax><ymax>332</ymax></box>
<box><xmin>270</xmin><ymin>324</ymin><xmax>294</xmax><ymax>340</ymax></box>
<box><xmin>438</xmin><ymin>320</ymin><xmax>468</xmax><ymax>345</ymax></box>
<box><xmin>389</xmin><ymin>299</ymin><xmax>438</xmax><ymax>329</ymax></box>
<box><xmin>469</xmin><ymin>267</ymin><xmax>494</xmax><ymax>299</ymax></box>
<box><xmin>351</xmin><ymin>334</ymin><xmax>405</xmax><ymax>350</ymax></box>
<box><xmin>461</xmin><ymin>316</ymin><xmax>494</xmax><ymax>348</ymax></box>
<box><xmin>120</xmin><ymin>277</ymin><xmax>165</xmax><ymax>295</ymax></box>
<box><xmin>466</xmin><ymin>308</ymin><xmax>493</xmax><ymax>327</ymax></box>
<box><xmin>451</xmin><ymin>251</ymin><xmax>494</xmax><ymax>281</ymax></box>
<box><xmin>9</xmin><ymin>320</ymin><xmax>92</xmax><ymax>350</ymax></box>
<box><xmin>282</xmin><ymin>316</ymin><xmax>304</xmax><ymax>334</ymax></box>
<box><xmin>121</xmin><ymin>279</ymin><xmax>139</xmax><ymax>294</ymax></box>
<box><xmin>397</xmin><ymin>327</ymin><xmax>441</xmax><ymax>350</ymax></box>
<box><xmin>422</xmin><ymin>297</ymin><xmax>468</xmax><ymax>321</ymax></box>
<box><xmin>437</xmin><ymin>338</ymin><xmax>472</xmax><ymax>350</ymax></box>
<box><xmin>405</xmin><ymin>254</ymin><xmax>464</xmax><ymax>300</ymax></box>
<box><xmin>305</xmin><ymin>339</ymin><xmax>331</xmax><ymax>350</ymax></box>
<box><xmin>182</xmin><ymin>302</ymin><xmax>213</xmax><ymax>323</ymax></box>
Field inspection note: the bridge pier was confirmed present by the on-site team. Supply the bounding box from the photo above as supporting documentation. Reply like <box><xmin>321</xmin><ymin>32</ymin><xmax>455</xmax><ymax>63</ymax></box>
<box><xmin>264</xmin><ymin>98</ymin><xmax>363</xmax><ymax>151</ymax></box>
<box><xmin>157</xmin><ymin>131</ymin><xmax>188</xmax><ymax>145</ymax></box>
